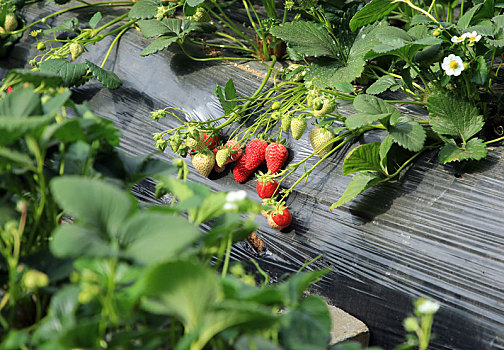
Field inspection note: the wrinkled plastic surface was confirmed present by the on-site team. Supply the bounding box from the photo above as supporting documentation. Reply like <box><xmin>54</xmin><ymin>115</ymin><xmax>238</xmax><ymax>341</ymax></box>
<box><xmin>2</xmin><ymin>4</ymin><xmax>504</xmax><ymax>349</ymax></box>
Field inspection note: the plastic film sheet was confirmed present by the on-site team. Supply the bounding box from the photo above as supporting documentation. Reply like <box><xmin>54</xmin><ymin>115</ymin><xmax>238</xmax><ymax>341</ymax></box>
<box><xmin>2</xmin><ymin>4</ymin><xmax>504</xmax><ymax>349</ymax></box>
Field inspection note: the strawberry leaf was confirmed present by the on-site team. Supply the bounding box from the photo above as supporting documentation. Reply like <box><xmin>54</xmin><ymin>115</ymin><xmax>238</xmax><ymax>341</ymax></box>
<box><xmin>270</xmin><ymin>21</ymin><xmax>338</xmax><ymax>58</ymax></box>
<box><xmin>128</xmin><ymin>0</ymin><xmax>161</xmax><ymax>19</ymax></box>
<box><xmin>39</xmin><ymin>59</ymin><xmax>88</xmax><ymax>87</ymax></box>
<box><xmin>366</xmin><ymin>75</ymin><xmax>400</xmax><ymax>95</ymax></box>
<box><xmin>342</xmin><ymin>142</ymin><xmax>384</xmax><ymax>175</ymax></box>
<box><xmin>438</xmin><ymin>138</ymin><xmax>488</xmax><ymax>163</ymax></box>
<box><xmin>89</xmin><ymin>12</ymin><xmax>102</xmax><ymax>29</ymax></box>
<box><xmin>330</xmin><ymin>172</ymin><xmax>385</xmax><ymax>210</ymax></box>
<box><xmin>349</xmin><ymin>0</ymin><xmax>398</xmax><ymax>32</ymax></box>
<box><xmin>305</xmin><ymin>22</ymin><xmax>383</xmax><ymax>85</ymax></box>
<box><xmin>388</xmin><ymin>115</ymin><xmax>426</xmax><ymax>152</ymax></box>
<box><xmin>345</xmin><ymin>112</ymin><xmax>391</xmax><ymax>130</ymax></box>
<box><xmin>353</xmin><ymin>94</ymin><xmax>401</xmax><ymax>120</ymax></box>
<box><xmin>428</xmin><ymin>93</ymin><xmax>484</xmax><ymax>142</ymax></box>
<box><xmin>138</xmin><ymin>18</ymin><xmax>182</xmax><ymax>38</ymax></box>
<box><xmin>85</xmin><ymin>60</ymin><xmax>122</xmax><ymax>89</ymax></box>
<box><xmin>140</xmin><ymin>35</ymin><xmax>178</xmax><ymax>56</ymax></box>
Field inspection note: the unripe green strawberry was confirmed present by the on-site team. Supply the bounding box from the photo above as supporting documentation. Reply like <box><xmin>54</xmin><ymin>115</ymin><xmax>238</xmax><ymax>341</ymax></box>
<box><xmin>169</xmin><ymin>135</ymin><xmax>182</xmax><ymax>153</ymax></box>
<box><xmin>290</xmin><ymin>116</ymin><xmax>307</xmax><ymax>140</ymax></box>
<box><xmin>281</xmin><ymin>115</ymin><xmax>291</xmax><ymax>131</ymax></box>
<box><xmin>23</xmin><ymin>269</ymin><xmax>49</xmax><ymax>291</ymax></box>
<box><xmin>192</xmin><ymin>150</ymin><xmax>215</xmax><ymax>177</ymax></box>
<box><xmin>70</xmin><ymin>42</ymin><xmax>84</xmax><ymax>60</ymax></box>
<box><xmin>312</xmin><ymin>97</ymin><xmax>323</xmax><ymax>111</ymax></box>
<box><xmin>271</xmin><ymin>111</ymin><xmax>282</xmax><ymax>120</ymax></box>
<box><xmin>306</xmin><ymin>95</ymin><xmax>313</xmax><ymax>107</ymax></box>
<box><xmin>190</xmin><ymin>7</ymin><xmax>211</xmax><ymax>22</ymax></box>
<box><xmin>309</xmin><ymin>126</ymin><xmax>334</xmax><ymax>157</ymax></box>
<box><xmin>37</xmin><ymin>41</ymin><xmax>46</xmax><ymax>51</ymax></box>
<box><xmin>313</xmin><ymin>99</ymin><xmax>336</xmax><ymax>117</ymax></box>
<box><xmin>4</xmin><ymin>13</ymin><xmax>18</xmax><ymax>32</ymax></box>
<box><xmin>271</xmin><ymin>101</ymin><xmax>281</xmax><ymax>110</ymax></box>
<box><xmin>215</xmin><ymin>147</ymin><xmax>231</xmax><ymax>167</ymax></box>
<box><xmin>186</xmin><ymin>130</ymin><xmax>205</xmax><ymax>151</ymax></box>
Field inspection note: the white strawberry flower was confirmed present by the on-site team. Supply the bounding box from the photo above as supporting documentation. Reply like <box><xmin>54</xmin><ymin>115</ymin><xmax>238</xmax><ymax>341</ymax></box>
<box><xmin>441</xmin><ymin>54</ymin><xmax>465</xmax><ymax>76</ymax></box>
<box><xmin>224</xmin><ymin>190</ymin><xmax>247</xmax><ymax>211</ymax></box>
<box><xmin>465</xmin><ymin>31</ymin><xmax>482</xmax><ymax>44</ymax></box>
<box><xmin>451</xmin><ymin>35</ymin><xmax>465</xmax><ymax>43</ymax></box>
<box><xmin>417</xmin><ymin>299</ymin><xmax>440</xmax><ymax>314</ymax></box>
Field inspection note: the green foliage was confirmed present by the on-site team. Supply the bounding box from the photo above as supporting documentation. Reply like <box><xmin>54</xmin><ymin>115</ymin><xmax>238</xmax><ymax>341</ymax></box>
<box><xmin>330</xmin><ymin>172</ymin><xmax>385</xmax><ymax>210</ymax></box>
<box><xmin>85</xmin><ymin>60</ymin><xmax>122</xmax><ymax>89</ymax></box>
<box><xmin>349</xmin><ymin>0</ymin><xmax>398</xmax><ymax>31</ymax></box>
<box><xmin>270</xmin><ymin>21</ymin><xmax>339</xmax><ymax>58</ymax></box>
<box><xmin>128</xmin><ymin>0</ymin><xmax>162</xmax><ymax>19</ymax></box>
<box><xmin>342</xmin><ymin>143</ymin><xmax>383</xmax><ymax>175</ymax></box>
<box><xmin>215</xmin><ymin>78</ymin><xmax>237</xmax><ymax>114</ymax></box>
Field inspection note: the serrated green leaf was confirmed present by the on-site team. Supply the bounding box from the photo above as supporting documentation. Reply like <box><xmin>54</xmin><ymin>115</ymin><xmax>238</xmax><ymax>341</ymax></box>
<box><xmin>388</xmin><ymin>116</ymin><xmax>426</xmax><ymax>152</ymax></box>
<box><xmin>410</xmin><ymin>14</ymin><xmax>433</xmax><ymax>26</ymax></box>
<box><xmin>333</xmin><ymin>82</ymin><xmax>355</xmax><ymax>93</ymax></box>
<box><xmin>270</xmin><ymin>21</ymin><xmax>338</xmax><ymax>57</ymax></box>
<box><xmin>428</xmin><ymin>93</ymin><xmax>484</xmax><ymax>142</ymax></box>
<box><xmin>343</xmin><ymin>142</ymin><xmax>383</xmax><ymax>175</ymax></box>
<box><xmin>0</xmin><ymin>147</ymin><xmax>34</xmax><ymax>169</ymax></box>
<box><xmin>128</xmin><ymin>0</ymin><xmax>161</xmax><ymax>19</ymax></box>
<box><xmin>465</xmin><ymin>23</ymin><xmax>494</xmax><ymax>35</ymax></box>
<box><xmin>345</xmin><ymin>112</ymin><xmax>390</xmax><ymax>130</ymax></box>
<box><xmin>4</xmin><ymin>69</ymin><xmax>64</xmax><ymax>89</ymax></box>
<box><xmin>39</xmin><ymin>59</ymin><xmax>88</xmax><ymax>87</ymax></box>
<box><xmin>186</xmin><ymin>0</ymin><xmax>205</xmax><ymax>7</ymax></box>
<box><xmin>41</xmin><ymin>18</ymin><xmax>78</xmax><ymax>36</ymax></box>
<box><xmin>122</xmin><ymin>213</ymin><xmax>200</xmax><ymax>265</ymax></box>
<box><xmin>0</xmin><ymin>86</ymin><xmax>42</xmax><ymax>117</ymax></box>
<box><xmin>353</xmin><ymin>94</ymin><xmax>401</xmax><ymax>120</ymax></box>
<box><xmin>349</xmin><ymin>0</ymin><xmax>398</xmax><ymax>31</ymax></box>
<box><xmin>330</xmin><ymin>172</ymin><xmax>384</xmax><ymax>210</ymax></box>
<box><xmin>457</xmin><ymin>4</ymin><xmax>482</xmax><ymax>29</ymax></box>
<box><xmin>0</xmin><ymin>116</ymin><xmax>53</xmax><ymax>146</ymax></box>
<box><xmin>438</xmin><ymin>138</ymin><xmax>487</xmax><ymax>163</ymax></box>
<box><xmin>85</xmin><ymin>60</ymin><xmax>122</xmax><ymax>89</ymax></box>
<box><xmin>50</xmin><ymin>177</ymin><xmax>135</xmax><ymax>239</ymax></box>
<box><xmin>138</xmin><ymin>18</ymin><xmax>181</xmax><ymax>38</ymax></box>
<box><xmin>140</xmin><ymin>35</ymin><xmax>178</xmax><ymax>56</ymax></box>
<box><xmin>304</xmin><ymin>22</ymin><xmax>384</xmax><ymax>85</ymax></box>
<box><xmin>471</xmin><ymin>55</ymin><xmax>489</xmax><ymax>85</ymax></box>
<box><xmin>89</xmin><ymin>12</ymin><xmax>102</xmax><ymax>29</ymax></box>
<box><xmin>379</xmin><ymin>134</ymin><xmax>394</xmax><ymax>172</ymax></box>
<box><xmin>366</xmin><ymin>76</ymin><xmax>399</xmax><ymax>95</ymax></box>
<box><xmin>50</xmin><ymin>225</ymin><xmax>112</xmax><ymax>258</ymax></box>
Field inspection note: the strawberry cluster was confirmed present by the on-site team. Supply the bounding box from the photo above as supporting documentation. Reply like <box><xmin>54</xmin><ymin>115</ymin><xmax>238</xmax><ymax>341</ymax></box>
<box><xmin>190</xmin><ymin>132</ymin><xmax>292</xmax><ymax>231</ymax></box>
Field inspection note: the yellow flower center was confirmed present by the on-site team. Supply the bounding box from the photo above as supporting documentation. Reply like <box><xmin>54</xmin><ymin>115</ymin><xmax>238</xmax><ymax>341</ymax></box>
<box><xmin>469</xmin><ymin>36</ymin><xmax>476</xmax><ymax>41</ymax></box>
<box><xmin>449</xmin><ymin>61</ymin><xmax>459</xmax><ymax>70</ymax></box>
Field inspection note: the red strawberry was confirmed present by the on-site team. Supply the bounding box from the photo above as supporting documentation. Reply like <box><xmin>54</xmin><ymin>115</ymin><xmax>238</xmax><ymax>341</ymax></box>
<box><xmin>7</xmin><ymin>86</ymin><xmax>12</xmax><ymax>93</ymax></box>
<box><xmin>267</xmin><ymin>207</ymin><xmax>292</xmax><ymax>230</ymax></box>
<box><xmin>203</xmin><ymin>132</ymin><xmax>220</xmax><ymax>149</ymax></box>
<box><xmin>256</xmin><ymin>178</ymin><xmax>279</xmax><ymax>199</ymax></box>
<box><xmin>225</xmin><ymin>140</ymin><xmax>243</xmax><ymax>162</ymax></box>
<box><xmin>233</xmin><ymin>154</ymin><xmax>255</xmax><ymax>183</ymax></box>
<box><xmin>265</xmin><ymin>143</ymin><xmax>288</xmax><ymax>174</ymax></box>
<box><xmin>245</xmin><ymin>139</ymin><xmax>268</xmax><ymax>170</ymax></box>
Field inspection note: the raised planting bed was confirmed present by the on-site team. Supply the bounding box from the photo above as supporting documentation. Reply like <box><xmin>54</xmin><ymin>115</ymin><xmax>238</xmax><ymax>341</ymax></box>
<box><xmin>1</xmin><ymin>2</ymin><xmax>504</xmax><ymax>349</ymax></box>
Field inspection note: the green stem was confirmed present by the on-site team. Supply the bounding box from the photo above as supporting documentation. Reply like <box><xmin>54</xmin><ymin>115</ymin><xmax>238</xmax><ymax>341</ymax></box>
<box><xmin>8</xmin><ymin>1</ymin><xmax>134</xmax><ymax>35</ymax></box>
<box><xmin>179</xmin><ymin>43</ymin><xmax>260</xmax><ymax>62</ymax></box>
<box><xmin>221</xmin><ymin>234</ymin><xmax>233</xmax><ymax>277</ymax></box>
<box><xmin>100</xmin><ymin>20</ymin><xmax>135</xmax><ymax>68</ymax></box>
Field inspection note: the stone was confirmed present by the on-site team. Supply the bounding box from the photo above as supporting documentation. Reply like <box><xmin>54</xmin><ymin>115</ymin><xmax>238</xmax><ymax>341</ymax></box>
<box><xmin>328</xmin><ymin>305</ymin><xmax>370</xmax><ymax>347</ymax></box>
